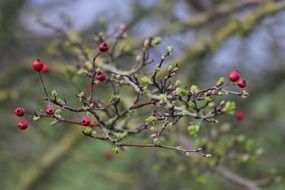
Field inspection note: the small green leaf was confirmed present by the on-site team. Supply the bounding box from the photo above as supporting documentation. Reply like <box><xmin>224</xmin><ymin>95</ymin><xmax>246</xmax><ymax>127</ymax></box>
<box><xmin>242</xmin><ymin>90</ymin><xmax>249</xmax><ymax>99</ymax></box>
<box><xmin>188</xmin><ymin>101</ymin><xmax>195</xmax><ymax>109</ymax></box>
<box><xmin>190</xmin><ymin>85</ymin><xmax>199</xmax><ymax>95</ymax></box>
<box><xmin>145</xmin><ymin>115</ymin><xmax>157</xmax><ymax>126</ymax></box>
<box><xmin>174</xmin><ymin>87</ymin><xmax>188</xmax><ymax>97</ymax></box>
<box><xmin>236</xmin><ymin>134</ymin><xmax>246</xmax><ymax>143</ymax></box>
<box><xmin>151</xmin><ymin>36</ymin><xmax>162</xmax><ymax>46</ymax></box>
<box><xmin>167</xmin><ymin>46</ymin><xmax>174</xmax><ymax>54</ymax></box>
<box><xmin>54</xmin><ymin>109</ymin><xmax>62</xmax><ymax>117</ymax></box>
<box><xmin>208</xmin><ymin>102</ymin><xmax>215</xmax><ymax>107</ymax></box>
<box><xmin>166</xmin><ymin>122</ymin><xmax>173</xmax><ymax>127</ymax></box>
<box><xmin>144</xmin><ymin>38</ymin><xmax>151</xmax><ymax>48</ymax></box>
<box><xmin>114</xmin><ymin>132</ymin><xmax>128</xmax><ymax>139</ymax></box>
<box><xmin>83</xmin><ymin>127</ymin><xmax>93</xmax><ymax>136</ymax></box>
<box><xmin>112</xmin><ymin>147</ymin><xmax>120</xmax><ymax>154</ymax></box>
<box><xmin>159</xmin><ymin>94</ymin><xmax>167</xmax><ymax>105</ymax></box>
<box><xmin>78</xmin><ymin>92</ymin><xmax>85</xmax><ymax>98</ymax></box>
<box><xmin>96</xmin><ymin>67</ymin><xmax>101</xmax><ymax>72</ymax></box>
<box><xmin>255</xmin><ymin>148</ymin><xmax>263</xmax><ymax>156</ymax></box>
<box><xmin>51</xmin><ymin>90</ymin><xmax>58</xmax><ymax>98</ymax></box>
<box><xmin>216</xmin><ymin>77</ymin><xmax>225</xmax><ymax>87</ymax></box>
<box><xmin>222</xmin><ymin>101</ymin><xmax>236</xmax><ymax>115</ymax></box>
<box><xmin>175</xmin><ymin>80</ymin><xmax>181</xmax><ymax>86</ymax></box>
<box><xmin>241</xmin><ymin>154</ymin><xmax>250</xmax><ymax>162</ymax></box>
<box><xmin>153</xmin><ymin>138</ymin><xmax>160</xmax><ymax>145</ymax></box>
<box><xmin>187</xmin><ymin>124</ymin><xmax>200</xmax><ymax>136</ymax></box>
<box><xmin>91</xmin><ymin>131</ymin><xmax>97</xmax><ymax>136</ymax></box>
<box><xmin>220</xmin><ymin>123</ymin><xmax>231</xmax><ymax>133</ymax></box>
<box><xmin>57</xmin><ymin>98</ymin><xmax>65</xmax><ymax>105</ymax></box>
<box><xmin>84</xmin><ymin>61</ymin><xmax>92</xmax><ymax>70</ymax></box>
<box><xmin>140</xmin><ymin>77</ymin><xmax>152</xmax><ymax>86</ymax></box>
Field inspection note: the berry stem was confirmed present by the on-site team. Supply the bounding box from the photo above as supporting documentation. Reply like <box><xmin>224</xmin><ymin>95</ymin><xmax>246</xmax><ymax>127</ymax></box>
<box><xmin>38</xmin><ymin>72</ymin><xmax>49</xmax><ymax>101</ymax></box>
<box><xmin>90</xmin><ymin>52</ymin><xmax>101</xmax><ymax>99</ymax></box>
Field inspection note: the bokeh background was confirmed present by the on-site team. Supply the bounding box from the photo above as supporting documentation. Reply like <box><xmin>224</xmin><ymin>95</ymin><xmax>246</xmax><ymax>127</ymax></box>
<box><xmin>1</xmin><ymin>0</ymin><xmax>285</xmax><ymax>189</ymax></box>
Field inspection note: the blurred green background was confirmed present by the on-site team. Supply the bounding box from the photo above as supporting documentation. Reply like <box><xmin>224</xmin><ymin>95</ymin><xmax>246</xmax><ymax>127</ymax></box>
<box><xmin>1</xmin><ymin>0</ymin><xmax>285</xmax><ymax>189</ymax></box>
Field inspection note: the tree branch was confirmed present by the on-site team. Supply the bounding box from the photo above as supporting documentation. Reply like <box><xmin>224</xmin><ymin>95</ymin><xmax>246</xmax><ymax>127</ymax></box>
<box><xmin>160</xmin><ymin>1</ymin><xmax>285</xmax><ymax>76</ymax></box>
<box><xmin>217</xmin><ymin>165</ymin><xmax>261</xmax><ymax>190</ymax></box>
<box><xmin>20</xmin><ymin>128</ymin><xmax>82</xmax><ymax>190</ymax></box>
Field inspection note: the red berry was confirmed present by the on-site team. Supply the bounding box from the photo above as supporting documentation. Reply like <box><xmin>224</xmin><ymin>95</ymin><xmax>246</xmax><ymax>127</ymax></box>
<box><xmin>18</xmin><ymin>120</ymin><xmax>29</xmax><ymax>130</ymax></box>
<box><xmin>235</xmin><ymin>111</ymin><xmax>245</xmax><ymax>121</ymax></box>
<box><xmin>45</xmin><ymin>105</ymin><xmax>55</xmax><ymax>115</ymax></box>
<box><xmin>103</xmin><ymin>151</ymin><xmax>114</xmax><ymax>160</ymax></box>
<box><xmin>96</xmin><ymin>71</ymin><xmax>106</xmax><ymax>81</ymax></box>
<box><xmin>80</xmin><ymin>116</ymin><xmax>91</xmax><ymax>126</ymax></box>
<box><xmin>228</xmin><ymin>70</ymin><xmax>241</xmax><ymax>82</ymax></box>
<box><xmin>42</xmin><ymin>63</ymin><xmax>49</xmax><ymax>73</ymax></box>
<box><xmin>237</xmin><ymin>78</ymin><xmax>247</xmax><ymax>88</ymax></box>
<box><xmin>15</xmin><ymin>107</ymin><xmax>25</xmax><ymax>117</ymax></box>
<box><xmin>32</xmin><ymin>59</ymin><xmax>44</xmax><ymax>72</ymax></box>
<box><xmin>99</xmin><ymin>42</ymin><xmax>109</xmax><ymax>52</ymax></box>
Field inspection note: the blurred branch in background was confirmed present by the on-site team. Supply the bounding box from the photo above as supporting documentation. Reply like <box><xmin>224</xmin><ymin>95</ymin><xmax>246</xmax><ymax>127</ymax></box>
<box><xmin>166</xmin><ymin>0</ymin><xmax>285</xmax><ymax>74</ymax></box>
<box><xmin>217</xmin><ymin>165</ymin><xmax>261</xmax><ymax>190</ymax></box>
<box><xmin>157</xmin><ymin>0</ymin><xmax>265</xmax><ymax>34</ymax></box>
<box><xmin>20</xmin><ymin>128</ymin><xmax>82</xmax><ymax>190</ymax></box>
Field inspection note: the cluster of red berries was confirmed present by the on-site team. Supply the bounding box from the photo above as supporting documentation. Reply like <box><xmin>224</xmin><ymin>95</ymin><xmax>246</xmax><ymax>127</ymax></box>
<box><xmin>228</xmin><ymin>70</ymin><xmax>247</xmax><ymax>88</ymax></box>
<box><xmin>32</xmin><ymin>59</ymin><xmax>49</xmax><ymax>73</ymax></box>
<box><xmin>95</xmin><ymin>42</ymin><xmax>109</xmax><ymax>81</ymax></box>
<box><xmin>15</xmin><ymin>106</ymin><xmax>93</xmax><ymax>129</ymax></box>
<box><xmin>228</xmin><ymin>70</ymin><xmax>247</xmax><ymax>122</ymax></box>
<box><xmin>15</xmin><ymin>49</ymin><xmax>107</xmax><ymax>130</ymax></box>
<box><xmin>15</xmin><ymin>107</ymin><xmax>28</xmax><ymax>130</ymax></box>
<box><xmin>14</xmin><ymin>105</ymin><xmax>56</xmax><ymax>130</ymax></box>
<box><xmin>15</xmin><ymin>41</ymin><xmax>108</xmax><ymax>130</ymax></box>
<box><xmin>14</xmin><ymin>58</ymin><xmax>52</xmax><ymax>130</ymax></box>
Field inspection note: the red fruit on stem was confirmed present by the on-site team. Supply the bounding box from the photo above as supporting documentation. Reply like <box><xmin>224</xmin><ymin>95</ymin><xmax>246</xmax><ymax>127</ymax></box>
<box><xmin>96</xmin><ymin>71</ymin><xmax>106</xmax><ymax>81</ymax></box>
<box><xmin>15</xmin><ymin>107</ymin><xmax>25</xmax><ymax>117</ymax></box>
<box><xmin>235</xmin><ymin>111</ymin><xmax>245</xmax><ymax>121</ymax></box>
<box><xmin>237</xmin><ymin>78</ymin><xmax>247</xmax><ymax>88</ymax></box>
<box><xmin>103</xmin><ymin>151</ymin><xmax>114</xmax><ymax>160</ymax></box>
<box><xmin>45</xmin><ymin>105</ymin><xmax>55</xmax><ymax>115</ymax></box>
<box><xmin>228</xmin><ymin>70</ymin><xmax>241</xmax><ymax>82</ymax></box>
<box><xmin>81</xmin><ymin>116</ymin><xmax>91</xmax><ymax>126</ymax></box>
<box><xmin>32</xmin><ymin>59</ymin><xmax>44</xmax><ymax>72</ymax></box>
<box><xmin>42</xmin><ymin>64</ymin><xmax>49</xmax><ymax>73</ymax></box>
<box><xmin>18</xmin><ymin>120</ymin><xmax>29</xmax><ymax>130</ymax></box>
<box><xmin>99</xmin><ymin>42</ymin><xmax>109</xmax><ymax>52</ymax></box>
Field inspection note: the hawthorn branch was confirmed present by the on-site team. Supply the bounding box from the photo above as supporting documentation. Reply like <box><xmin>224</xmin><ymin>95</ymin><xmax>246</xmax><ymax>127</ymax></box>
<box><xmin>30</xmin><ymin>8</ymin><xmax>248</xmax><ymax>157</ymax></box>
<box><xmin>115</xmin><ymin>142</ymin><xmax>210</xmax><ymax>157</ymax></box>
<box><xmin>217</xmin><ymin>166</ymin><xmax>261</xmax><ymax>190</ymax></box>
